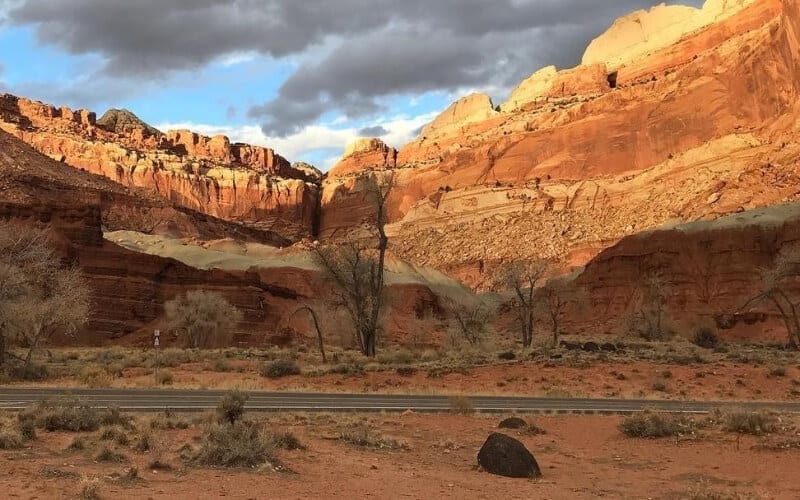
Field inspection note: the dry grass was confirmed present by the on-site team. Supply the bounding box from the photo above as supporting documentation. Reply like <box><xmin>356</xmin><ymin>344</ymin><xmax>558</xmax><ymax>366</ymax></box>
<box><xmin>79</xmin><ymin>474</ymin><xmax>101</xmax><ymax>500</ymax></box>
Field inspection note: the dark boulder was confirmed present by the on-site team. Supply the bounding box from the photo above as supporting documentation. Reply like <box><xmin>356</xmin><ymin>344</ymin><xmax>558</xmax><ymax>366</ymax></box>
<box><xmin>582</xmin><ymin>341</ymin><xmax>600</xmax><ymax>352</ymax></box>
<box><xmin>498</xmin><ymin>417</ymin><xmax>528</xmax><ymax>430</ymax></box>
<box><xmin>559</xmin><ymin>341</ymin><xmax>581</xmax><ymax>351</ymax></box>
<box><xmin>477</xmin><ymin>433</ymin><xmax>541</xmax><ymax>478</ymax></box>
<box><xmin>498</xmin><ymin>351</ymin><xmax>516</xmax><ymax>361</ymax></box>
<box><xmin>600</xmin><ymin>342</ymin><xmax>617</xmax><ymax>352</ymax></box>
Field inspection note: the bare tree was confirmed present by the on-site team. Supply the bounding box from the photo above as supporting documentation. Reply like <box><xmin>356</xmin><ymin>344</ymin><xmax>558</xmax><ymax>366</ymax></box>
<box><xmin>538</xmin><ymin>279</ymin><xmax>570</xmax><ymax>346</ymax></box>
<box><xmin>284</xmin><ymin>305</ymin><xmax>327</xmax><ymax>363</ymax></box>
<box><xmin>314</xmin><ymin>173</ymin><xmax>394</xmax><ymax>357</ymax></box>
<box><xmin>446</xmin><ymin>297</ymin><xmax>493</xmax><ymax>347</ymax></box>
<box><xmin>165</xmin><ymin>291</ymin><xmax>243</xmax><ymax>348</ymax></box>
<box><xmin>494</xmin><ymin>260</ymin><xmax>549</xmax><ymax>348</ymax></box>
<box><xmin>0</xmin><ymin>222</ymin><xmax>90</xmax><ymax>376</ymax></box>
<box><xmin>741</xmin><ymin>246</ymin><xmax>800</xmax><ymax>347</ymax></box>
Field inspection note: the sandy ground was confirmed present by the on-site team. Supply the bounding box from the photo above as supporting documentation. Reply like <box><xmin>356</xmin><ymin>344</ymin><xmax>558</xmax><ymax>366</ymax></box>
<box><xmin>2</xmin><ymin>412</ymin><xmax>799</xmax><ymax>500</ymax></box>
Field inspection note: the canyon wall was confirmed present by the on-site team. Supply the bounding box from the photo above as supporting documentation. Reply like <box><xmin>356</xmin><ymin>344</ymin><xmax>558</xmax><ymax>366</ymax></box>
<box><xmin>0</xmin><ymin>95</ymin><xmax>320</xmax><ymax>242</ymax></box>
<box><xmin>322</xmin><ymin>0</ymin><xmax>800</xmax><ymax>290</ymax></box>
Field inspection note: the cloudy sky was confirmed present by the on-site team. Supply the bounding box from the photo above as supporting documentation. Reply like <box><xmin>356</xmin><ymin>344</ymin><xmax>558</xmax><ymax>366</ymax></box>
<box><xmin>0</xmin><ymin>0</ymin><xmax>702</xmax><ymax>169</ymax></box>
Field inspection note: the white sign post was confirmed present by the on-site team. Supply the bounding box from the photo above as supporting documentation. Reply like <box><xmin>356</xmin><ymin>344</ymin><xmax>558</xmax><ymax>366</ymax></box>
<box><xmin>154</xmin><ymin>329</ymin><xmax>160</xmax><ymax>385</ymax></box>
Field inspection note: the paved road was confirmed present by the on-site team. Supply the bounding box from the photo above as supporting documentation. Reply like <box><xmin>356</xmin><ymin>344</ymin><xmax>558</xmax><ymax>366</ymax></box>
<box><xmin>1</xmin><ymin>388</ymin><xmax>800</xmax><ymax>414</ymax></box>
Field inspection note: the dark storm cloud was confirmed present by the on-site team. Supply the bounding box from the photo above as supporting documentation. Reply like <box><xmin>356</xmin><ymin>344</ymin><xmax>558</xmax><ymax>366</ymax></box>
<box><xmin>358</xmin><ymin>125</ymin><xmax>389</xmax><ymax>137</ymax></box>
<box><xmin>5</xmin><ymin>0</ymin><xmax>704</xmax><ymax>134</ymax></box>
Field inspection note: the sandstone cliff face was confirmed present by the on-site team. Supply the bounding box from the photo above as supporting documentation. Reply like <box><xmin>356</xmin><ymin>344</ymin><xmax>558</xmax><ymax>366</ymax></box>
<box><xmin>571</xmin><ymin>203</ymin><xmax>800</xmax><ymax>342</ymax></box>
<box><xmin>323</xmin><ymin>0</ymin><xmax>800</xmax><ymax>288</ymax></box>
<box><xmin>0</xmin><ymin>129</ymin><xmax>450</xmax><ymax>346</ymax></box>
<box><xmin>0</xmin><ymin>94</ymin><xmax>319</xmax><ymax>241</ymax></box>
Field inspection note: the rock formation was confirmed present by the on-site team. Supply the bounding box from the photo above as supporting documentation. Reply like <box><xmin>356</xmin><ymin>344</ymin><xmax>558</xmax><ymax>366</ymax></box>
<box><xmin>322</xmin><ymin>0</ymin><xmax>800</xmax><ymax>291</ymax></box>
<box><xmin>0</xmin><ymin>94</ymin><xmax>319</xmax><ymax>241</ymax></box>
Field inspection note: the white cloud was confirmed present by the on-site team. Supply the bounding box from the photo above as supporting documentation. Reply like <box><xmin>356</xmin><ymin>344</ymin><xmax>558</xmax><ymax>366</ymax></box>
<box><xmin>216</xmin><ymin>51</ymin><xmax>259</xmax><ymax>67</ymax></box>
<box><xmin>156</xmin><ymin>111</ymin><xmax>438</xmax><ymax>172</ymax></box>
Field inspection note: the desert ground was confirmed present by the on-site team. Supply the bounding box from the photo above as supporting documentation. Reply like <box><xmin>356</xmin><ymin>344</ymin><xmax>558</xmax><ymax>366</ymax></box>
<box><xmin>2</xmin><ymin>405</ymin><xmax>799</xmax><ymax>500</ymax></box>
<box><xmin>2</xmin><ymin>343</ymin><xmax>800</xmax><ymax>499</ymax></box>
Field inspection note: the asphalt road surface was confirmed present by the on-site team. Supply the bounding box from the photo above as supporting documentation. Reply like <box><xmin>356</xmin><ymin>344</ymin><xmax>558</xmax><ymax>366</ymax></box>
<box><xmin>1</xmin><ymin>388</ymin><xmax>800</xmax><ymax>414</ymax></box>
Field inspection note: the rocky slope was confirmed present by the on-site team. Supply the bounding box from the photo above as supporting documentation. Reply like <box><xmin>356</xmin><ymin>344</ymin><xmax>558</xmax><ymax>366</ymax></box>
<box><xmin>323</xmin><ymin>0</ymin><xmax>800</xmax><ymax>288</ymax></box>
<box><xmin>0</xmin><ymin>94</ymin><xmax>321</xmax><ymax>242</ymax></box>
<box><xmin>0</xmin><ymin>130</ymin><xmax>457</xmax><ymax>346</ymax></box>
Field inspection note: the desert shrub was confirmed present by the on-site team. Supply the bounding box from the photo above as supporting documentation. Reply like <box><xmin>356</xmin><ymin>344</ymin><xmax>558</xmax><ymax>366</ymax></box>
<box><xmin>722</xmin><ymin>410</ymin><xmax>777</xmax><ymax>435</ymax></box>
<box><xmin>217</xmin><ymin>391</ymin><xmax>248</xmax><ymax>425</ymax></box>
<box><xmin>6</xmin><ymin>363</ymin><xmax>49</xmax><ymax>381</ymax></box>
<box><xmin>768</xmin><ymin>366</ymin><xmax>787</xmax><ymax>378</ymax></box>
<box><xmin>79</xmin><ymin>475</ymin><xmax>101</xmax><ymax>500</ymax></box>
<box><xmin>148</xmin><ymin>458</ymin><xmax>173</xmax><ymax>471</ymax></box>
<box><xmin>99</xmin><ymin>426</ymin><xmax>129</xmax><ymax>446</ymax></box>
<box><xmin>16</xmin><ymin>414</ymin><xmax>36</xmax><ymax>440</ymax></box>
<box><xmin>155</xmin><ymin>370</ymin><xmax>174</xmax><ymax>386</ymax></box>
<box><xmin>273</xmin><ymin>431</ymin><xmax>304</xmax><ymax>450</ymax></box>
<box><xmin>377</xmin><ymin>348</ymin><xmax>416</xmax><ymax>365</ymax></box>
<box><xmin>148</xmin><ymin>411</ymin><xmax>190</xmax><ymax>430</ymax></box>
<box><xmin>0</xmin><ymin>429</ymin><xmax>24</xmax><ymax>449</ymax></box>
<box><xmin>94</xmin><ymin>445</ymin><xmax>126</xmax><ymax>463</ymax></box>
<box><xmin>22</xmin><ymin>400</ymin><xmax>129</xmax><ymax>432</ymax></box>
<box><xmin>211</xmin><ymin>358</ymin><xmax>233</xmax><ymax>372</ymax></box>
<box><xmin>194</xmin><ymin>421</ymin><xmax>276</xmax><ymax>468</ymax></box>
<box><xmin>78</xmin><ymin>366</ymin><xmax>112</xmax><ymax>388</ymax></box>
<box><xmin>448</xmin><ymin>396</ymin><xmax>475</xmax><ymax>415</ymax></box>
<box><xmin>339</xmin><ymin>423</ymin><xmax>407</xmax><ymax>450</ymax></box>
<box><xmin>66</xmin><ymin>436</ymin><xmax>87</xmax><ymax>451</ymax></box>
<box><xmin>165</xmin><ymin>291</ymin><xmax>242</xmax><ymax>349</ymax></box>
<box><xmin>133</xmin><ymin>430</ymin><xmax>153</xmax><ymax>452</ymax></box>
<box><xmin>330</xmin><ymin>362</ymin><xmax>365</xmax><ymax>375</ymax></box>
<box><xmin>651</xmin><ymin>378</ymin><xmax>669</xmax><ymax>392</ymax></box>
<box><xmin>620</xmin><ymin>412</ymin><xmax>692</xmax><ymax>438</ymax></box>
<box><xmin>260</xmin><ymin>359</ymin><xmax>300</xmax><ymax>379</ymax></box>
<box><xmin>396</xmin><ymin>366</ymin><xmax>416</xmax><ymax>377</ymax></box>
<box><xmin>693</xmin><ymin>327</ymin><xmax>720</xmax><ymax>349</ymax></box>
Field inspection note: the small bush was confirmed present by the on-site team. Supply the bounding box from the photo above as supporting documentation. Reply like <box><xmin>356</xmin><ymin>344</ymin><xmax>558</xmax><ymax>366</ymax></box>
<box><xmin>0</xmin><ymin>430</ymin><xmax>24</xmax><ymax>450</ymax></box>
<box><xmin>155</xmin><ymin>370</ymin><xmax>174</xmax><ymax>386</ymax></box>
<box><xmin>194</xmin><ymin>421</ymin><xmax>276</xmax><ymax>468</ymax></box>
<box><xmin>377</xmin><ymin>349</ymin><xmax>416</xmax><ymax>365</ymax></box>
<box><xmin>99</xmin><ymin>426</ymin><xmax>129</xmax><ymax>446</ymax></box>
<box><xmin>148</xmin><ymin>411</ymin><xmax>190</xmax><ymax>430</ymax></box>
<box><xmin>211</xmin><ymin>359</ymin><xmax>234</xmax><ymax>372</ymax></box>
<box><xmin>339</xmin><ymin>423</ymin><xmax>407</xmax><ymax>450</ymax></box>
<box><xmin>651</xmin><ymin>379</ymin><xmax>669</xmax><ymax>392</ymax></box>
<box><xmin>16</xmin><ymin>415</ymin><xmax>36</xmax><ymax>440</ymax></box>
<box><xmin>133</xmin><ymin>430</ymin><xmax>153</xmax><ymax>452</ymax></box>
<box><xmin>66</xmin><ymin>436</ymin><xmax>87</xmax><ymax>451</ymax></box>
<box><xmin>23</xmin><ymin>400</ymin><xmax>128</xmax><ymax>433</ymax></box>
<box><xmin>396</xmin><ymin>366</ymin><xmax>416</xmax><ymax>377</ymax></box>
<box><xmin>722</xmin><ymin>410</ymin><xmax>777</xmax><ymax>435</ymax></box>
<box><xmin>260</xmin><ymin>359</ymin><xmax>300</xmax><ymax>379</ymax></box>
<box><xmin>217</xmin><ymin>391</ymin><xmax>248</xmax><ymax>425</ymax></box>
<box><xmin>620</xmin><ymin>412</ymin><xmax>692</xmax><ymax>438</ymax></box>
<box><xmin>79</xmin><ymin>366</ymin><xmax>112</xmax><ymax>388</ymax></box>
<box><xmin>79</xmin><ymin>475</ymin><xmax>101</xmax><ymax>500</ymax></box>
<box><xmin>448</xmin><ymin>396</ymin><xmax>475</xmax><ymax>415</ymax></box>
<box><xmin>693</xmin><ymin>328</ymin><xmax>720</xmax><ymax>349</ymax></box>
<box><xmin>330</xmin><ymin>362</ymin><xmax>365</xmax><ymax>376</ymax></box>
<box><xmin>94</xmin><ymin>445</ymin><xmax>127</xmax><ymax>463</ymax></box>
<box><xmin>273</xmin><ymin>431</ymin><xmax>304</xmax><ymax>450</ymax></box>
<box><xmin>768</xmin><ymin>366</ymin><xmax>787</xmax><ymax>378</ymax></box>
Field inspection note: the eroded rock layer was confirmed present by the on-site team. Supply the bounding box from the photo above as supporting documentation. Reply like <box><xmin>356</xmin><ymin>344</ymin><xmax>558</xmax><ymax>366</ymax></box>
<box><xmin>0</xmin><ymin>94</ymin><xmax>320</xmax><ymax>241</ymax></box>
<box><xmin>323</xmin><ymin>0</ymin><xmax>800</xmax><ymax>289</ymax></box>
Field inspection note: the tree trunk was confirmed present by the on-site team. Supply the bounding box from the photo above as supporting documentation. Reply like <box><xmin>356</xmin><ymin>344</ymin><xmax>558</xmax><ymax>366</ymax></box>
<box><xmin>364</xmin><ymin>331</ymin><xmax>376</xmax><ymax>357</ymax></box>
<box><xmin>0</xmin><ymin>332</ymin><xmax>6</xmax><ymax>367</ymax></box>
